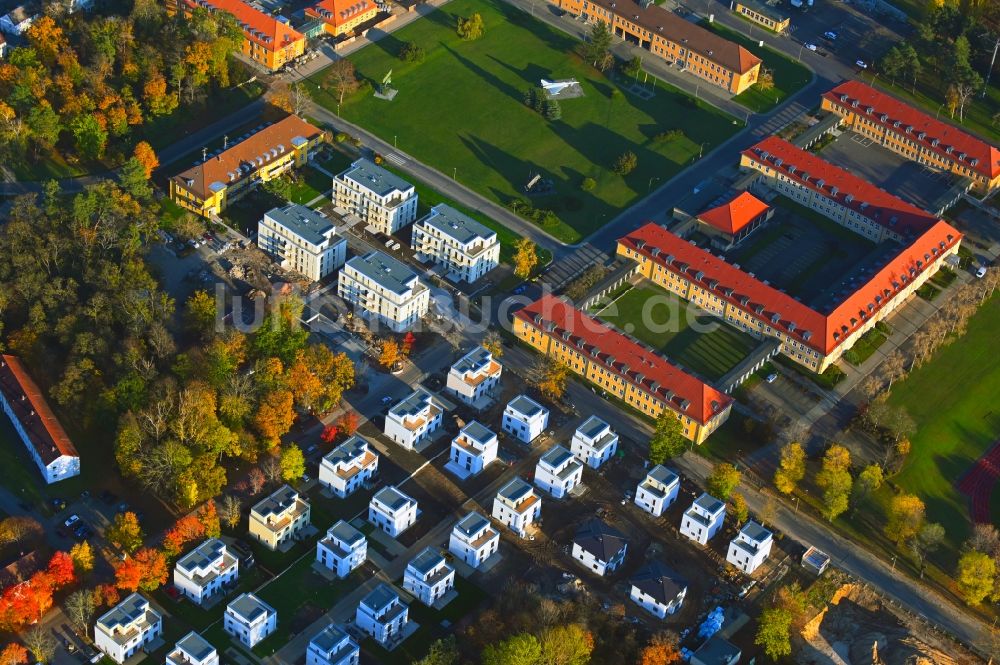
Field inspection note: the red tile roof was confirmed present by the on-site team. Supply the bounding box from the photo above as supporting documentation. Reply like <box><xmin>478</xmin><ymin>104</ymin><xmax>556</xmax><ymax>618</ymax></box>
<box><xmin>515</xmin><ymin>295</ymin><xmax>732</xmax><ymax>425</ymax></box>
<box><xmin>697</xmin><ymin>192</ymin><xmax>770</xmax><ymax>234</ymax></box>
<box><xmin>184</xmin><ymin>0</ymin><xmax>304</xmax><ymax>53</ymax></box>
<box><xmin>619</xmin><ymin>221</ymin><xmax>961</xmax><ymax>355</ymax></box>
<box><xmin>824</xmin><ymin>81</ymin><xmax>1000</xmax><ymax>180</ymax></box>
<box><xmin>172</xmin><ymin>115</ymin><xmax>322</xmax><ymax>200</ymax></box>
<box><xmin>0</xmin><ymin>355</ymin><xmax>79</xmax><ymax>465</ymax></box>
<box><xmin>742</xmin><ymin>136</ymin><xmax>941</xmax><ymax>238</ymax></box>
<box><xmin>305</xmin><ymin>0</ymin><xmax>376</xmax><ymax>29</ymax></box>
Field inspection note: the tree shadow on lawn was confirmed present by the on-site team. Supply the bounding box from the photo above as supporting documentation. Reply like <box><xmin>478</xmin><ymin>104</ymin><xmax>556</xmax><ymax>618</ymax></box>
<box><xmin>365</xmin><ymin>30</ymin><xmax>408</xmax><ymax>60</ymax></box>
<box><xmin>485</xmin><ymin>54</ymin><xmax>561</xmax><ymax>88</ymax></box>
<box><xmin>441</xmin><ymin>43</ymin><xmax>524</xmax><ymax>103</ymax></box>
<box><xmin>422</xmin><ymin>0</ymin><xmax>579</xmax><ymax>52</ymax></box>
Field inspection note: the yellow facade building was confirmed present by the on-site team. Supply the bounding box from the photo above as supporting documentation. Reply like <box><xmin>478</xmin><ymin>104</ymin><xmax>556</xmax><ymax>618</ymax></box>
<box><xmin>304</xmin><ymin>0</ymin><xmax>377</xmax><ymax>37</ymax></box>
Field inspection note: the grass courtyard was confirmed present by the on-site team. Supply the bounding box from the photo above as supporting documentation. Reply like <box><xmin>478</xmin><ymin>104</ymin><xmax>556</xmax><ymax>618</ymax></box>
<box><xmin>307</xmin><ymin>0</ymin><xmax>740</xmax><ymax>243</ymax></box>
<box><xmin>594</xmin><ymin>285</ymin><xmax>758</xmax><ymax>380</ymax></box>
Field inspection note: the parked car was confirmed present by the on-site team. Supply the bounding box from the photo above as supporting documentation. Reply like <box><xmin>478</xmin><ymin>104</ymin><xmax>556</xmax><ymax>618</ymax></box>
<box><xmin>72</xmin><ymin>524</ymin><xmax>92</xmax><ymax>541</ymax></box>
<box><xmin>976</xmin><ymin>265</ymin><xmax>987</xmax><ymax>278</ymax></box>
<box><xmin>766</xmin><ymin>373</ymin><xmax>778</xmax><ymax>383</ymax></box>
<box><xmin>63</xmin><ymin>514</ymin><xmax>81</xmax><ymax>529</ymax></box>
<box><xmin>228</xmin><ymin>540</ymin><xmax>256</xmax><ymax>568</ymax></box>
<box><xmin>855</xmin><ymin>60</ymin><xmax>868</xmax><ymax>69</ymax></box>
<box><xmin>823</xmin><ymin>30</ymin><xmax>838</xmax><ymax>40</ymax></box>
<box><xmin>804</xmin><ymin>43</ymin><xmax>817</xmax><ymax>51</ymax></box>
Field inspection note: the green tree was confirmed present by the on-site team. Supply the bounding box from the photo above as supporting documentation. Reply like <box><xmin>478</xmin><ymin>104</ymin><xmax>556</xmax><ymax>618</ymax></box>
<box><xmin>538</xmin><ymin>623</ymin><xmax>593</xmax><ymax>665</ymax></box>
<box><xmin>186</xmin><ymin>290</ymin><xmax>217</xmax><ymax>339</ymax></box>
<box><xmin>613</xmin><ymin>151</ymin><xmax>638</xmax><ymax>176</ymax></box>
<box><xmin>482</xmin><ymin>634</ymin><xmax>542</xmax><ymax>665</ymax></box>
<box><xmin>648</xmin><ymin>411</ymin><xmax>685</xmax><ymax>464</ymax></box>
<box><xmin>106</xmin><ymin>512</ymin><xmax>144</xmax><ymax>553</ymax></box>
<box><xmin>456</xmin><ymin>12</ymin><xmax>485</xmax><ymax>40</ymax></box>
<box><xmin>280</xmin><ymin>444</ymin><xmax>305</xmax><ymax>482</ymax></box>
<box><xmin>816</xmin><ymin>444</ymin><xmax>852</xmax><ymax>522</ymax></box>
<box><xmin>118</xmin><ymin>157</ymin><xmax>153</xmax><ymax>201</ymax></box>
<box><xmin>513</xmin><ymin>238</ymin><xmax>539</xmax><ymax>278</ymax></box>
<box><xmin>884</xmin><ymin>493</ymin><xmax>925</xmax><ymax>546</ymax></box>
<box><xmin>773</xmin><ymin>442</ymin><xmax>805</xmax><ymax>494</ymax></box>
<box><xmin>729</xmin><ymin>492</ymin><xmax>749</xmax><ymax>525</ymax></box>
<box><xmin>263</xmin><ymin>174</ymin><xmax>293</xmax><ymax>201</ymax></box>
<box><xmin>908</xmin><ymin>522</ymin><xmax>944</xmax><ymax>578</ymax></box>
<box><xmin>413</xmin><ymin>637</ymin><xmax>458</xmax><ymax>665</ymax></box>
<box><xmin>26</xmin><ymin>103</ymin><xmax>61</xmax><ymax>152</ymax></box>
<box><xmin>880</xmin><ymin>45</ymin><xmax>907</xmax><ymax>85</ymax></box>
<box><xmin>580</xmin><ymin>177</ymin><xmax>596</xmax><ymax>191</ymax></box>
<box><xmin>622</xmin><ymin>56</ymin><xmax>643</xmax><ymax>79</ymax></box>
<box><xmin>400</xmin><ymin>42</ymin><xmax>426</xmax><ymax>63</ymax></box>
<box><xmin>755</xmin><ymin>608</ymin><xmax>792</xmax><ymax>660</ymax></box>
<box><xmin>707</xmin><ymin>463</ymin><xmax>741</xmax><ymax>500</ymax></box>
<box><xmin>70</xmin><ymin>114</ymin><xmax>108</xmax><ymax>161</ymax></box>
<box><xmin>956</xmin><ymin>550</ymin><xmax>996</xmax><ymax>605</ymax></box>
<box><xmin>582</xmin><ymin>20</ymin><xmax>613</xmax><ymax>71</ymax></box>
<box><xmin>851</xmin><ymin>463</ymin><xmax>883</xmax><ymax>512</ymax></box>
<box><xmin>253</xmin><ymin>297</ymin><xmax>309</xmax><ymax>364</ymax></box>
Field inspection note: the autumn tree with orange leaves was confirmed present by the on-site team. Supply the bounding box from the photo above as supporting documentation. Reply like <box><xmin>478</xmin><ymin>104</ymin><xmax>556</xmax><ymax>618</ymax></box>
<box><xmin>0</xmin><ymin>643</ymin><xmax>28</xmax><ymax>665</ymax></box>
<box><xmin>132</xmin><ymin>142</ymin><xmax>158</xmax><ymax>178</ymax></box>
<box><xmin>638</xmin><ymin>633</ymin><xmax>682</xmax><ymax>665</ymax></box>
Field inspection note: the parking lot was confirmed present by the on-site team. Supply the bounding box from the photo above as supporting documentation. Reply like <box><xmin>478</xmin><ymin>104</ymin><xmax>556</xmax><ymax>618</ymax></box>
<box><xmin>777</xmin><ymin>0</ymin><xmax>908</xmax><ymax>67</ymax></box>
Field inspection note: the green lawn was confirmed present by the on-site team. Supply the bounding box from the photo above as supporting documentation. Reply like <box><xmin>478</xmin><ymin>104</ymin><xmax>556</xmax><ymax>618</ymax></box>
<box><xmin>307</xmin><ymin>0</ymin><xmax>739</xmax><ymax>243</ymax></box>
<box><xmin>700</xmin><ymin>21</ymin><xmax>812</xmax><ymax>112</ymax></box>
<box><xmin>0</xmin><ymin>417</ymin><xmax>48</xmax><ymax>506</ymax></box>
<box><xmin>289</xmin><ymin>166</ymin><xmax>332</xmax><ymax>205</ymax></box>
<box><xmin>594</xmin><ymin>285</ymin><xmax>758</xmax><ymax>380</ymax></box>
<box><xmin>842</xmin><ymin>327</ymin><xmax>888</xmax><ymax>366</ymax></box>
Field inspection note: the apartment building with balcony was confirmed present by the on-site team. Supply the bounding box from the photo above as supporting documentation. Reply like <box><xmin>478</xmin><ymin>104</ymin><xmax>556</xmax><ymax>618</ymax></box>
<box><xmin>534</xmin><ymin>445</ymin><xmax>584</xmax><ymax>499</ymax></box>
<box><xmin>173</xmin><ymin>538</ymin><xmax>238</xmax><ymax>606</ymax></box>
<box><xmin>224</xmin><ymin>593</ymin><xmax>276</xmax><ymax>648</ymax></box>
<box><xmin>448</xmin><ymin>512</ymin><xmax>499</xmax><ymax>569</ymax></box>
<box><xmin>316</xmin><ymin>520</ymin><xmax>367</xmax><ymax>578</ymax></box>
<box><xmin>368</xmin><ymin>485</ymin><xmax>418</xmax><ymax>538</ymax></box>
<box><xmin>318</xmin><ymin>435</ymin><xmax>378</xmax><ymax>498</ymax></box>
<box><xmin>492</xmin><ymin>478</ymin><xmax>542</xmax><ymax>538</ymax></box>
<box><xmin>94</xmin><ymin>594</ymin><xmax>163</xmax><ymax>664</ymax></box>
<box><xmin>249</xmin><ymin>485</ymin><xmax>311</xmax><ymax>551</ymax></box>
<box><xmin>258</xmin><ymin>204</ymin><xmax>346</xmax><ymax>282</ymax></box>
<box><xmin>166</xmin><ymin>632</ymin><xmax>218</xmax><ymax>665</ymax></box>
<box><xmin>411</xmin><ymin>204</ymin><xmax>500</xmax><ymax>283</ymax></box>
<box><xmin>338</xmin><ymin>251</ymin><xmax>430</xmax><ymax>332</ymax></box>
<box><xmin>445</xmin><ymin>421</ymin><xmax>498</xmax><ymax>480</ymax></box>
<box><xmin>445</xmin><ymin>346</ymin><xmax>502</xmax><ymax>408</ymax></box>
<box><xmin>333</xmin><ymin>159</ymin><xmax>417</xmax><ymax>234</ymax></box>
<box><xmin>402</xmin><ymin>547</ymin><xmax>455</xmax><ymax>607</ymax></box>
<box><xmin>384</xmin><ymin>388</ymin><xmax>447</xmax><ymax>450</ymax></box>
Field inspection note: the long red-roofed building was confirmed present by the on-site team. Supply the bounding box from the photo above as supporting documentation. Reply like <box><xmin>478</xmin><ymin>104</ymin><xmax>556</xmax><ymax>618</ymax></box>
<box><xmin>617</xmin><ymin>219</ymin><xmax>961</xmax><ymax>372</ymax></box>
<box><xmin>0</xmin><ymin>356</ymin><xmax>80</xmax><ymax>484</ymax></box>
<box><xmin>821</xmin><ymin>81</ymin><xmax>1000</xmax><ymax>193</ymax></box>
<box><xmin>513</xmin><ymin>295</ymin><xmax>733</xmax><ymax>443</ymax></box>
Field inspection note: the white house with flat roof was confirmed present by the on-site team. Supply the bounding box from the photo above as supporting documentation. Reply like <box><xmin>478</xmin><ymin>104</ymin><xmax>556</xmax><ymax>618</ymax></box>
<box><xmin>501</xmin><ymin>395</ymin><xmax>549</xmax><ymax>444</ymax></box>
<box><xmin>402</xmin><ymin>547</ymin><xmax>455</xmax><ymax>607</ymax></box>
<box><xmin>629</xmin><ymin>562</ymin><xmax>688</xmax><ymax>619</ymax></box>
<box><xmin>384</xmin><ymin>388</ymin><xmax>446</xmax><ymax>450</ymax></box>
<box><xmin>258</xmin><ymin>204</ymin><xmax>347</xmax><ymax>282</ymax></box>
<box><xmin>355</xmin><ymin>584</ymin><xmax>410</xmax><ymax>647</ymax></box>
<box><xmin>318</xmin><ymin>435</ymin><xmax>378</xmax><ymax>498</ymax></box>
<box><xmin>166</xmin><ymin>632</ymin><xmax>217</xmax><ymax>665</ymax></box>
<box><xmin>307</xmin><ymin>624</ymin><xmax>359</xmax><ymax>665</ymax></box>
<box><xmin>224</xmin><ymin>593</ymin><xmax>276</xmax><ymax>648</ymax></box>
<box><xmin>445</xmin><ymin>421</ymin><xmax>498</xmax><ymax>480</ymax></box>
<box><xmin>492</xmin><ymin>477</ymin><xmax>541</xmax><ymax>538</ymax></box>
<box><xmin>681</xmin><ymin>493</ymin><xmax>726</xmax><ymax>545</ymax></box>
<box><xmin>333</xmin><ymin>158</ymin><xmax>417</xmax><ymax>235</ymax></box>
<box><xmin>534</xmin><ymin>445</ymin><xmax>583</xmax><ymax>499</ymax></box>
<box><xmin>572</xmin><ymin>519</ymin><xmax>628</xmax><ymax>577</ymax></box>
<box><xmin>691</xmin><ymin>637</ymin><xmax>741</xmax><ymax>665</ymax></box>
<box><xmin>635</xmin><ymin>465</ymin><xmax>680</xmax><ymax>517</ymax></box>
<box><xmin>337</xmin><ymin>251</ymin><xmax>429</xmax><ymax>332</ymax></box>
<box><xmin>446</xmin><ymin>346</ymin><xmax>502</xmax><ymax>409</ymax></box>
<box><xmin>727</xmin><ymin>521</ymin><xmax>773</xmax><ymax>574</ymax></box>
<box><xmin>448</xmin><ymin>512</ymin><xmax>499</xmax><ymax>569</ymax></box>
<box><xmin>411</xmin><ymin>204</ymin><xmax>500</xmax><ymax>283</ymax></box>
<box><xmin>569</xmin><ymin>416</ymin><xmax>618</xmax><ymax>469</ymax></box>
<box><xmin>94</xmin><ymin>594</ymin><xmax>163</xmax><ymax>664</ymax></box>
<box><xmin>249</xmin><ymin>485</ymin><xmax>311</xmax><ymax>551</ymax></box>
<box><xmin>316</xmin><ymin>520</ymin><xmax>367</xmax><ymax>578</ymax></box>
<box><xmin>173</xmin><ymin>538</ymin><xmax>238</xmax><ymax>606</ymax></box>
<box><xmin>368</xmin><ymin>485</ymin><xmax>418</xmax><ymax>537</ymax></box>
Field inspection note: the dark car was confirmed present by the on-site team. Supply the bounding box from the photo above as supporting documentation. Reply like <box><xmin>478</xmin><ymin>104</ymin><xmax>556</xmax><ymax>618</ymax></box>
<box><xmin>73</xmin><ymin>524</ymin><xmax>92</xmax><ymax>541</ymax></box>
<box><xmin>50</xmin><ymin>497</ymin><xmax>67</xmax><ymax>511</ymax></box>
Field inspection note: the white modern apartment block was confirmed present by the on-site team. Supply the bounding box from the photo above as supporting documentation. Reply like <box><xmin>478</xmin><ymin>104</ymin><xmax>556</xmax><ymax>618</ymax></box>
<box><xmin>166</xmin><ymin>632</ymin><xmax>218</xmax><ymax>665</ymax></box>
<box><xmin>224</xmin><ymin>593</ymin><xmax>277</xmax><ymax>648</ymax></box>
<box><xmin>318</xmin><ymin>435</ymin><xmax>378</xmax><ymax>498</ymax></box>
<box><xmin>355</xmin><ymin>584</ymin><xmax>410</xmax><ymax>647</ymax></box>
<box><xmin>402</xmin><ymin>547</ymin><xmax>455</xmax><ymax>607</ymax></box>
<box><xmin>569</xmin><ymin>416</ymin><xmax>619</xmax><ymax>469</ymax></box>
<box><xmin>680</xmin><ymin>493</ymin><xmax>726</xmax><ymax>545</ymax></box>
<box><xmin>94</xmin><ymin>593</ymin><xmax>163</xmax><ymax>664</ymax></box>
<box><xmin>368</xmin><ymin>485</ymin><xmax>418</xmax><ymax>538</ymax></box>
<box><xmin>411</xmin><ymin>204</ymin><xmax>500</xmax><ymax>283</ymax></box>
<box><xmin>492</xmin><ymin>478</ymin><xmax>541</xmax><ymax>538</ymax></box>
<box><xmin>444</xmin><ymin>421</ymin><xmax>498</xmax><ymax>480</ymax></box>
<box><xmin>448</xmin><ymin>512</ymin><xmax>499</xmax><ymax>569</ymax></box>
<box><xmin>337</xmin><ymin>251</ymin><xmax>430</xmax><ymax>332</ymax></box>
<box><xmin>445</xmin><ymin>346</ymin><xmax>502</xmax><ymax>408</ymax></box>
<box><xmin>727</xmin><ymin>521</ymin><xmax>773</xmax><ymax>574</ymax></box>
<box><xmin>333</xmin><ymin>158</ymin><xmax>417</xmax><ymax>235</ymax></box>
<box><xmin>249</xmin><ymin>485</ymin><xmax>311</xmax><ymax>551</ymax></box>
<box><xmin>307</xmin><ymin>624</ymin><xmax>359</xmax><ymax>665</ymax></box>
<box><xmin>572</xmin><ymin>519</ymin><xmax>628</xmax><ymax>577</ymax></box>
<box><xmin>635</xmin><ymin>465</ymin><xmax>680</xmax><ymax>518</ymax></box>
<box><xmin>258</xmin><ymin>204</ymin><xmax>347</xmax><ymax>282</ymax></box>
<box><xmin>316</xmin><ymin>520</ymin><xmax>367</xmax><ymax>579</ymax></box>
<box><xmin>629</xmin><ymin>562</ymin><xmax>688</xmax><ymax>619</ymax></box>
<box><xmin>534</xmin><ymin>445</ymin><xmax>584</xmax><ymax>499</ymax></box>
<box><xmin>173</xmin><ymin>538</ymin><xmax>238</xmax><ymax>606</ymax></box>
<box><xmin>501</xmin><ymin>395</ymin><xmax>549</xmax><ymax>444</ymax></box>
<box><xmin>384</xmin><ymin>388</ymin><xmax>446</xmax><ymax>450</ymax></box>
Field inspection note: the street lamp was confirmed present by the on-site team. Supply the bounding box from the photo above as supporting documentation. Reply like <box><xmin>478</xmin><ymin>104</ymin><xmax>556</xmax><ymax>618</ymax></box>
<box><xmin>647</xmin><ymin>176</ymin><xmax>660</xmax><ymax>192</ymax></box>
<box><xmin>891</xmin><ymin>554</ymin><xmax>898</xmax><ymax>571</ymax></box>
<box><xmin>453</xmin><ymin>167</ymin><xmax>457</xmax><ymax>180</ymax></box>
<box><xmin>393</xmin><ymin>135</ymin><xmax>397</xmax><ymax>148</ymax></box>
<box><xmin>698</xmin><ymin>142</ymin><xmax>706</xmax><ymax>159</ymax></box>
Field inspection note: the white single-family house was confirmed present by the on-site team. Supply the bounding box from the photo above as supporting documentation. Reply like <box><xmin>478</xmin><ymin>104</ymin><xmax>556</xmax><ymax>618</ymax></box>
<box><xmin>94</xmin><ymin>594</ymin><xmax>163</xmax><ymax>664</ymax></box>
<box><xmin>492</xmin><ymin>477</ymin><xmax>542</xmax><ymax>538</ymax></box>
<box><xmin>629</xmin><ymin>562</ymin><xmax>688</xmax><ymax>619</ymax></box>
<box><xmin>316</xmin><ymin>520</ymin><xmax>367</xmax><ymax>578</ymax></box>
<box><xmin>534</xmin><ymin>445</ymin><xmax>583</xmax><ymax>499</ymax></box>
<box><xmin>444</xmin><ymin>421</ymin><xmax>498</xmax><ymax>480</ymax></box>
<box><xmin>680</xmin><ymin>493</ymin><xmax>726</xmax><ymax>545</ymax></box>
<box><xmin>402</xmin><ymin>547</ymin><xmax>455</xmax><ymax>607</ymax></box>
<box><xmin>384</xmin><ymin>388</ymin><xmax>446</xmax><ymax>450</ymax></box>
<box><xmin>306</xmin><ymin>624</ymin><xmax>359</xmax><ymax>665</ymax></box>
<box><xmin>501</xmin><ymin>395</ymin><xmax>549</xmax><ymax>444</ymax></box>
<box><xmin>572</xmin><ymin>519</ymin><xmax>628</xmax><ymax>576</ymax></box>
<box><xmin>368</xmin><ymin>485</ymin><xmax>418</xmax><ymax>538</ymax></box>
<box><xmin>318</xmin><ymin>435</ymin><xmax>378</xmax><ymax>498</ymax></box>
<box><xmin>634</xmin><ymin>465</ymin><xmax>680</xmax><ymax>517</ymax></box>
<box><xmin>173</xmin><ymin>538</ymin><xmax>238</xmax><ymax>606</ymax></box>
<box><xmin>249</xmin><ymin>485</ymin><xmax>311</xmax><ymax>551</ymax></box>
<box><xmin>355</xmin><ymin>584</ymin><xmax>410</xmax><ymax>647</ymax></box>
<box><xmin>224</xmin><ymin>593</ymin><xmax>277</xmax><ymax>648</ymax></box>
<box><xmin>445</xmin><ymin>346</ymin><xmax>502</xmax><ymax>408</ymax></box>
<box><xmin>448</xmin><ymin>512</ymin><xmax>499</xmax><ymax>569</ymax></box>
<box><xmin>727</xmin><ymin>521</ymin><xmax>773</xmax><ymax>574</ymax></box>
<box><xmin>569</xmin><ymin>416</ymin><xmax>618</xmax><ymax>469</ymax></box>
<box><xmin>167</xmin><ymin>632</ymin><xmax>218</xmax><ymax>665</ymax></box>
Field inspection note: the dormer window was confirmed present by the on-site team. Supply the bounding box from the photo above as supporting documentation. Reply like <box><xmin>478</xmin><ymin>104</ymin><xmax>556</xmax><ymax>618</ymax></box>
<box><xmin>770</xmin><ymin>313</ymin><xmax>780</xmax><ymax>324</ymax></box>
<box><xmin>879</xmin><ymin>114</ymin><xmax>888</xmax><ymax>122</ymax></box>
<box><xmin>840</xmin><ymin>94</ymin><xmax>848</xmax><ymax>102</ymax></box>
<box><xmin>931</xmin><ymin>138</ymin><xmax>939</xmax><ymax>147</ymax></box>
<box><xmin>851</xmin><ymin>100</ymin><xmax>859</xmax><ymax>108</ymax></box>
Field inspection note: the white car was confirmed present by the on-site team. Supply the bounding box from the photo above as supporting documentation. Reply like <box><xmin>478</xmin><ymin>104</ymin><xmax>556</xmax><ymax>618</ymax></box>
<box><xmin>823</xmin><ymin>31</ymin><xmax>838</xmax><ymax>40</ymax></box>
<box><xmin>805</xmin><ymin>43</ymin><xmax>817</xmax><ymax>51</ymax></box>
<box><xmin>976</xmin><ymin>266</ymin><xmax>988</xmax><ymax>278</ymax></box>
<box><xmin>766</xmin><ymin>373</ymin><xmax>778</xmax><ymax>384</ymax></box>
<box><xmin>64</xmin><ymin>514</ymin><xmax>81</xmax><ymax>529</ymax></box>
<box><xmin>855</xmin><ymin>60</ymin><xmax>868</xmax><ymax>69</ymax></box>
